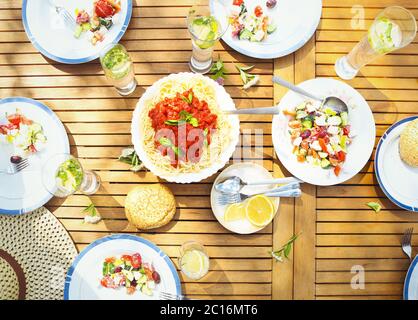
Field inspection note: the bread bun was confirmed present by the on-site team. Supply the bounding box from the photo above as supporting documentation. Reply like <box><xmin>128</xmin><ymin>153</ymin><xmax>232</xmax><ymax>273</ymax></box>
<box><xmin>399</xmin><ymin>119</ymin><xmax>418</xmax><ymax>167</ymax></box>
<box><xmin>125</xmin><ymin>184</ymin><xmax>176</xmax><ymax>230</ymax></box>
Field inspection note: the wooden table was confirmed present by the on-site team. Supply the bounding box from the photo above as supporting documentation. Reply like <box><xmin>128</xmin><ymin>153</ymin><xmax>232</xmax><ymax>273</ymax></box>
<box><xmin>1</xmin><ymin>0</ymin><xmax>417</xmax><ymax>300</ymax></box>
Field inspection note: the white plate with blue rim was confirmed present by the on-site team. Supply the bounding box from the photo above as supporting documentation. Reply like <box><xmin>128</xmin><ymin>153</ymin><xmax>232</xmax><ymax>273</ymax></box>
<box><xmin>375</xmin><ymin>116</ymin><xmax>418</xmax><ymax>212</ymax></box>
<box><xmin>272</xmin><ymin>78</ymin><xmax>376</xmax><ymax>186</ymax></box>
<box><xmin>404</xmin><ymin>255</ymin><xmax>418</xmax><ymax>300</ymax></box>
<box><xmin>210</xmin><ymin>0</ymin><xmax>322</xmax><ymax>59</ymax></box>
<box><xmin>64</xmin><ymin>234</ymin><xmax>182</xmax><ymax>300</ymax></box>
<box><xmin>22</xmin><ymin>0</ymin><xmax>133</xmax><ymax>64</ymax></box>
<box><xmin>0</xmin><ymin>97</ymin><xmax>69</xmax><ymax>215</ymax></box>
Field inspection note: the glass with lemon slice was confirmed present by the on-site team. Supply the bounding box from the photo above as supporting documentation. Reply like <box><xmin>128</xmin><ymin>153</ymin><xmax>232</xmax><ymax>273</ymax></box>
<box><xmin>179</xmin><ymin>241</ymin><xmax>210</xmax><ymax>280</ymax></box>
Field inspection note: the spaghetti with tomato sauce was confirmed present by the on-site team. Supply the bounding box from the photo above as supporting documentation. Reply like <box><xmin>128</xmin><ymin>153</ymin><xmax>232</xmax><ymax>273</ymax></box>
<box><xmin>148</xmin><ymin>89</ymin><xmax>218</xmax><ymax>166</ymax></box>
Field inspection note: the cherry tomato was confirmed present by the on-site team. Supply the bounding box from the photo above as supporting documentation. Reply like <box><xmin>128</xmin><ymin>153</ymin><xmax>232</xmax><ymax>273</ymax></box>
<box><xmin>254</xmin><ymin>5</ymin><xmax>263</xmax><ymax>17</ymax></box>
<box><xmin>95</xmin><ymin>0</ymin><xmax>115</xmax><ymax>18</ymax></box>
<box><xmin>233</xmin><ymin>0</ymin><xmax>244</xmax><ymax>5</ymax></box>
<box><xmin>105</xmin><ymin>257</ymin><xmax>115</xmax><ymax>263</ymax></box>
<box><xmin>318</xmin><ymin>138</ymin><xmax>328</xmax><ymax>153</ymax></box>
<box><xmin>7</xmin><ymin>114</ymin><xmax>22</xmax><ymax>128</ymax></box>
<box><xmin>334</xmin><ymin>165</ymin><xmax>341</xmax><ymax>176</ymax></box>
<box><xmin>121</xmin><ymin>254</ymin><xmax>132</xmax><ymax>263</ymax></box>
<box><xmin>131</xmin><ymin>253</ymin><xmax>142</xmax><ymax>268</ymax></box>
<box><xmin>343</xmin><ymin>127</ymin><xmax>350</xmax><ymax>135</ymax></box>
<box><xmin>337</xmin><ymin>151</ymin><xmax>346</xmax><ymax>162</ymax></box>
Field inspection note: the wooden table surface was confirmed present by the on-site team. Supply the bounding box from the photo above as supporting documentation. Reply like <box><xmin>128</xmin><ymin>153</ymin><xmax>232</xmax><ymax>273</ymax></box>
<box><xmin>1</xmin><ymin>0</ymin><xmax>417</xmax><ymax>300</ymax></box>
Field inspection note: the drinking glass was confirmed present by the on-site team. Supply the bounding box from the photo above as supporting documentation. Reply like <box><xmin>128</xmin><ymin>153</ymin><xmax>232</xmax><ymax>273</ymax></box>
<box><xmin>335</xmin><ymin>6</ymin><xmax>417</xmax><ymax>80</ymax></box>
<box><xmin>187</xmin><ymin>5</ymin><xmax>228</xmax><ymax>74</ymax></box>
<box><xmin>179</xmin><ymin>241</ymin><xmax>210</xmax><ymax>280</ymax></box>
<box><xmin>100</xmin><ymin>43</ymin><xmax>137</xmax><ymax>96</ymax></box>
<box><xmin>42</xmin><ymin>154</ymin><xmax>101</xmax><ymax>198</ymax></box>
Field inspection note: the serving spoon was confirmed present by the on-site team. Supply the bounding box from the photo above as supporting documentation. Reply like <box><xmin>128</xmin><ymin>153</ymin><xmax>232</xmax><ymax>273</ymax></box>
<box><xmin>224</xmin><ymin>76</ymin><xmax>349</xmax><ymax>115</ymax></box>
<box><xmin>215</xmin><ymin>176</ymin><xmax>301</xmax><ymax>194</ymax></box>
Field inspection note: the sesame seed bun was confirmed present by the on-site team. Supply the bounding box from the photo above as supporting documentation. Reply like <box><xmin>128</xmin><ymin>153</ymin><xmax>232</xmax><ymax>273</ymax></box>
<box><xmin>124</xmin><ymin>184</ymin><xmax>176</xmax><ymax>230</ymax></box>
<box><xmin>399</xmin><ymin>119</ymin><xmax>418</xmax><ymax>167</ymax></box>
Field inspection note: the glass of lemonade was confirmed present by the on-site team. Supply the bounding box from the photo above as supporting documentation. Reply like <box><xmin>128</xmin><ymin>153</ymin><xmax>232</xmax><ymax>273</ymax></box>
<box><xmin>179</xmin><ymin>241</ymin><xmax>210</xmax><ymax>280</ymax></box>
<box><xmin>100</xmin><ymin>43</ymin><xmax>137</xmax><ymax>96</ymax></box>
<box><xmin>187</xmin><ymin>6</ymin><xmax>227</xmax><ymax>74</ymax></box>
<box><xmin>42</xmin><ymin>154</ymin><xmax>101</xmax><ymax>198</ymax></box>
<box><xmin>335</xmin><ymin>6</ymin><xmax>417</xmax><ymax>80</ymax></box>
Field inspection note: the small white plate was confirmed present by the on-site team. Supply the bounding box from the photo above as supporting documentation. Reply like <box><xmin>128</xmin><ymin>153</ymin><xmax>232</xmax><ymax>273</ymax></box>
<box><xmin>210</xmin><ymin>0</ymin><xmax>322</xmax><ymax>59</ymax></box>
<box><xmin>22</xmin><ymin>0</ymin><xmax>132</xmax><ymax>64</ymax></box>
<box><xmin>404</xmin><ymin>255</ymin><xmax>418</xmax><ymax>300</ymax></box>
<box><xmin>375</xmin><ymin>116</ymin><xmax>418</xmax><ymax>212</ymax></box>
<box><xmin>0</xmin><ymin>97</ymin><xmax>69</xmax><ymax>215</ymax></box>
<box><xmin>210</xmin><ymin>162</ymin><xmax>280</xmax><ymax>234</ymax></box>
<box><xmin>64</xmin><ymin>234</ymin><xmax>181</xmax><ymax>300</ymax></box>
<box><xmin>272</xmin><ymin>78</ymin><xmax>375</xmax><ymax>186</ymax></box>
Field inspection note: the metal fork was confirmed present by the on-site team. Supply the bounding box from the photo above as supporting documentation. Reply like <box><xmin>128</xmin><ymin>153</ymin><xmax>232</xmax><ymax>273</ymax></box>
<box><xmin>217</xmin><ymin>183</ymin><xmax>302</xmax><ymax>205</ymax></box>
<box><xmin>159</xmin><ymin>291</ymin><xmax>190</xmax><ymax>300</ymax></box>
<box><xmin>0</xmin><ymin>158</ymin><xmax>29</xmax><ymax>175</ymax></box>
<box><xmin>49</xmin><ymin>0</ymin><xmax>77</xmax><ymax>30</ymax></box>
<box><xmin>402</xmin><ymin>228</ymin><xmax>414</xmax><ymax>260</ymax></box>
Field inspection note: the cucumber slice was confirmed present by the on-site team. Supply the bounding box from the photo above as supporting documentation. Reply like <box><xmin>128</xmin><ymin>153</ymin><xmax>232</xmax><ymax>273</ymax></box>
<box><xmin>320</xmin><ymin>158</ymin><xmax>331</xmax><ymax>169</ymax></box>
<box><xmin>267</xmin><ymin>24</ymin><xmax>277</xmax><ymax>34</ymax></box>
<box><xmin>340</xmin><ymin>112</ymin><xmax>348</xmax><ymax>126</ymax></box>
<box><xmin>74</xmin><ymin>25</ymin><xmax>83</xmax><ymax>38</ymax></box>
<box><xmin>239</xmin><ymin>29</ymin><xmax>252</xmax><ymax>40</ymax></box>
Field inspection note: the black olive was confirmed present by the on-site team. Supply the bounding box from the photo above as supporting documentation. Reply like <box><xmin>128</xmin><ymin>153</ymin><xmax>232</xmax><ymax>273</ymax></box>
<box><xmin>10</xmin><ymin>155</ymin><xmax>22</xmax><ymax>164</ymax></box>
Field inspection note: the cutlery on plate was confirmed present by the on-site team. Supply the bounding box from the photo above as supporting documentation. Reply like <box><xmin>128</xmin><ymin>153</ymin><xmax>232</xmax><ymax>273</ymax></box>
<box><xmin>0</xmin><ymin>158</ymin><xmax>29</xmax><ymax>175</ymax></box>
<box><xmin>49</xmin><ymin>0</ymin><xmax>77</xmax><ymax>30</ymax></box>
<box><xmin>159</xmin><ymin>291</ymin><xmax>190</xmax><ymax>300</ymax></box>
<box><xmin>215</xmin><ymin>175</ymin><xmax>301</xmax><ymax>194</ymax></box>
<box><xmin>217</xmin><ymin>187</ymin><xmax>302</xmax><ymax>205</ymax></box>
<box><xmin>223</xmin><ymin>76</ymin><xmax>349</xmax><ymax>115</ymax></box>
<box><xmin>272</xmin><ymin>76</ymin><xmax>349</xmax><ymax>114</ymax></box>
<box><xmin>402</xmin><ymin>227</ymin><xmax>414</xmax><ymax>260</ymax></box>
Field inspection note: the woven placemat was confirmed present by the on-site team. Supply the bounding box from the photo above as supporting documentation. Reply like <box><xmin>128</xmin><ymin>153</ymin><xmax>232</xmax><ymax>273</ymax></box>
<box><xmin>0</xmin><ymin>207</ymin><xmax>78</xmax><ymax>300</ymax></box>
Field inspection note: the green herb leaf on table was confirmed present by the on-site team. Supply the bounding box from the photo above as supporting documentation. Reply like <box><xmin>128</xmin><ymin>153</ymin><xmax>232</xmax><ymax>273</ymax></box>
<box><xmin>210</xmin><ymin>56</ymin><xmax>227</xmax><ymax>85</ymax></box>
<box><xmin>82</xmin><ymin>203</ymin><xmax>102</xmax><ymax>224</ymax></box>
<box><xmin>270</xmin><ymin>234</ymin><xmax>300</xmax><ymax>262</ymax></box>
<box><xmin>118</xmin><ymin>148</ymin><xmax>143</xmax><ymax>172</ymax></box>
<box><xmin>366</xmin><ymin>201</ymin><xmax>382</xmax><ymax>212</ymax></box>
<box><xmin>235</xmin><ymin>64</ymin><xmax>260</xmax><ymax>89</ymax></box>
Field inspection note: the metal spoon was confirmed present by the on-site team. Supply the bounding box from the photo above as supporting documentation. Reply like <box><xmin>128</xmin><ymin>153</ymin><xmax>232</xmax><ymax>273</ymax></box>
<box><xmin>272</xmin><ymin>76</ymin><xmax>348</xmax><ymax>114</ymax></box>
<box><xmin>215</xmin><ymin>175</ymin><xmax>301</xmax><ymax>194</ymax></box>
<box><xmin>224</xmin><ymin>76</ymin><xmax>349</xmax><ymax>115</ymax></box>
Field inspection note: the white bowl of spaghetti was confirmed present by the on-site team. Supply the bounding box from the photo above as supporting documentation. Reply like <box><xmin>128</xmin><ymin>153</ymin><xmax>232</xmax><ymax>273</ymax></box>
<box><xmin>131</xmin><ymin>73</ymin><xmax>240</xmax><ymax>183</ymax></box>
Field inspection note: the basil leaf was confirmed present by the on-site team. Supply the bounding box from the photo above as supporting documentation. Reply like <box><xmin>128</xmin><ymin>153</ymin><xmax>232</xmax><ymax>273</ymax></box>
<box><xmin>181</xmin><ymin>96</ymin><xmax>191</xmax><ymax>104</ymax></box>
<box><xmin>189</xmin><ymin>117</ymin><xmax>199</xmax><ymax>127</ymax></box>
<box><xmin>366</xmin><ymin>202</ymin><xmax>381</xmax><ymax>212</ymax></box>
<box><xmin>164</xmin><ymin>119</ymin><xmax>179</xmax><ymax>126</ymax></box>
<box><xmin>159</xmin><ymin>137</ymin><xmax>173</xmax><ymax>147</ymax></box>
<box><xmin>188</xmin><ymin>92</ymin><xmax>193</xmax><ymax>103</ymax></box>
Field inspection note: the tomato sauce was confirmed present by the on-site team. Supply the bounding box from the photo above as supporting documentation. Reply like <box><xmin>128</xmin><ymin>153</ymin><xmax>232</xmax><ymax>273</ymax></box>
<box><xmin>148</xmin><ymin>89</ymin><xmax>218</xmax><ymax>166</ymax></box>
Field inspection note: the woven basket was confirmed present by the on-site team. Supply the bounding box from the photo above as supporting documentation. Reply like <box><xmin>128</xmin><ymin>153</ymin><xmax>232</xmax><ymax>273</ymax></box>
<box><xmin>0</xmin><ymin>207</ymin><xmax>77</xmax><ymax>300</ymax></box>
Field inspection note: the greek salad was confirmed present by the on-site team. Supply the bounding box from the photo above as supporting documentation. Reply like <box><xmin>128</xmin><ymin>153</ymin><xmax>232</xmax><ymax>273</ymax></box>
<box><xmin>0</xmin><ymin>110</ymin><xmax>47</xmax><ymax>156</ymax></box>
<box><xmin>229</xmin><ymin>0</ymin><xmax>277</xmax><ymax>42</ymax></box>
<box><xmin>74</xmin><ymin>0</ymin><xmax>122</xmax><ymax>45</ymax></box>
<box><xmin>284</xmin><ymin>101</ymin><xmax>353</xmax><ymax>177</ymax></box>
<box><xmin>100</xmin><ymin>253</ymin><xmax>161</xmax><ymax>296</ymax></box>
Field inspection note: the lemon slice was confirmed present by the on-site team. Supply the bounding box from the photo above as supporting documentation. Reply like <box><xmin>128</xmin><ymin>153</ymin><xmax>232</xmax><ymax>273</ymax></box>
<box><xmin>245</xmin><ymin>195</ymin><xmax>275</xmax><ymax>227</ymax></box>
<box><xmin>224</xmin><ymin>203</ymin><xmax>246</xmax><ymax>222</ymax></box>
<box><xmin>180</xmin><ymin>249</ymin><xmax>209</xmax><ymax>279</ymax></box>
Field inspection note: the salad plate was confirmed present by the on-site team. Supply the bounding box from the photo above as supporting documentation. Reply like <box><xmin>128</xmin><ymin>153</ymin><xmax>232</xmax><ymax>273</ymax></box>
<box><xmin>64</xmin><ymin>234</ymin><xmax>181</xmax><ymax>300</ymax></box>
<box><xmin>210</xmin><ymin>0</ymin><xmax>322</xmax><ymax>59</ymax></box>
<box><xmin>22</xmin><ymin>0</ymin><xmax>132</xmax><ymax>64</ymax></box>
<box><xmin>404</xmin><ymin>255</ymin><xmax>418</xmax><ymax>300</ymax></box>
<box><xmin>272</xmin><ymin>78</ymin><xmax>375</xmax><ymax>186</ymax></box>
<box><xmin>375</xmin><ymin>116</ymin><xmax>418</xmax><ymax>212</ymax></box>
<box><xmin>0</xmin><ymin>97</ymin><xmax>69</xmax><ymax>215</ymax></box>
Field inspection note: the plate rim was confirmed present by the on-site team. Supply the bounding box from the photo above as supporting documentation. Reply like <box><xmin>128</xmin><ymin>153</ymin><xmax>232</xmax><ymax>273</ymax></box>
<box><xmin>210</xmin><ymin>0</ymin><xmax>322</xmax><ymax>59</ymax></box>
<box><xmin>272</xmin><ymin>78</ymin><xmax>376</xmax><ymax>186</ymax></box>
<box><xmin>63</xmin><ymin>234</ymin><xmax>182</xmax><ymax>300</ymax></box>
<box><xmin>404</xmin><ymin>254</ymin><xmax>418</xmax><ymax>300</ymax></box>
<box><xmin>0</xmin><ymin>97</ymin><xmax>70</xmax><ymax>215</ymax></box>
<box><xmin>21</xmin><ymin>0</ymin><xmax>133</xmax><ymax>64</ymax></box>
<box><xmin>374</xmin><ymin>115</ymin><xmax>418</xmax><ymax>212</ymax></box>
